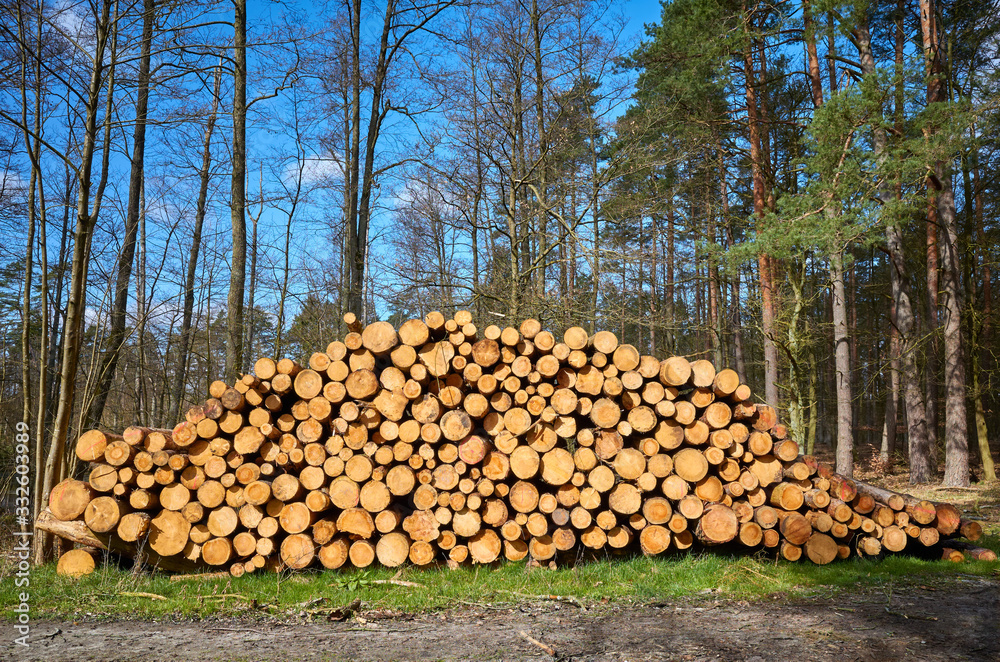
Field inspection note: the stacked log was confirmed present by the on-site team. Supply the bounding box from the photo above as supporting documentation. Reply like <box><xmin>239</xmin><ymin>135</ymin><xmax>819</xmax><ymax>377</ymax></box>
<box><xmin>40</xmin><ymin>312</ymin><xmax>985</xmax><ymax>576</ymax></box>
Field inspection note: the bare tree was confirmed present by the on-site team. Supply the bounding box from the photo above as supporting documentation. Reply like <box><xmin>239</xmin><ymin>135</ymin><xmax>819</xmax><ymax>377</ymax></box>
<box><xmin>86</xmin><ymin>0</ymin><xmax>156</xmax><ymax>429</ymax></box>
<box><xmin>341</xmin><ymin>0</ymin><xmax>458</xmax><ymax>320</ymax></box>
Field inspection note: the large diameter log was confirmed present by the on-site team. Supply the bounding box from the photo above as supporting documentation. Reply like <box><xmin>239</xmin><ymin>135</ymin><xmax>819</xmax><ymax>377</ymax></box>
<box><xmin>932</xmin><ymin>502</ymin><xmax>961</xmax><ymax>536</ymax></box>
<box><xmin>89</xmin><ymin>464</ymin><xmax>119</xmax><ymax>493</ymax></box>
<box><xmin>150</xmin><ymin>510</ymin><xmax>192</xmax><ymax>557</ymax></box>
<box><xmin>659</xmin><ymin>357</ymin><xmax>691</xmax><ymax>387</ymax></box>
<box><xmin>57</xmin><ymin>548</ymin><xmax>99</xmax><ymax>577</ymax></box>
<box><xmin>319</xmin><ymin>538</ymin><xmax>350</xmax><ymax>569</ymax></box>
<box><xmin>769</xmin><ymin>483</ymin><xmax>804</xmax><ymax>511</ymax></box>
<box><xmin>49</xmin><ymin>479</ymin><xmax>96</xmax><ymax>521</ymax></box>
<box><xmin>589</xmin><ymin>398</ymin><xmax>621</xmax><ymax>429</ymax></box>
<box><xmin>882</xmin><ymin>525</ymin><xmax>908</xmax><ymax>553</ymax></box>
<box><xmin>337</xmin><ymin>508</ymin><xmax>375</xmax><ymax>538</ymax></box>
<box><xmin>673</xmin><ymin>448</ymin><xmax>709</xmax><ymax>483</ymax></box>
<box><xmin>694</xmin><ymin>504</ymin><xmax>738</xmax><ymax>545</ymax></box>
<box><xmin>362</xmin><ymin>321</ymin><xmax>399</xmax><ymax>355</ymax></box>
<box><xmin>75</xmin><ymin>429</ymin><xmax>123</xmax><ymax>462</ymax></box>
<box><xmin>608</xmin><ymin>483</ymin><xmax>641</xmax><ymax>515</ymax></box>
<box><xmin>440</xmin><ymin>410</ymin><xmax>473</xmax><ymax>441</ymax></box>
<box><xmin>345</xmin><ymin>369</ymin><xmax>379</xmax><ymax>400</ymax></box>
<box><xmin>639</xmin><ymin>525</ymin><xmax>671</xmax><ymax>555</ymax></box>
<box><xmin>376</xmin><ymin>532</ymin><xmax>411</xmax><ymax>567</ymax></box>
<box><xmin>36</xmin><ymin>508</ymin><xmax>202</xmax><ymax>573</ymax></box>
<box><xmin>280</xmin><ymin>533</ymin><xmax>316</xmax><ymax>569</ymax></box>
<box><xmin>418</xmin><ymin>341</ymin><xmax>455</xmax><ymax>377</ymax></box>
<box><xmin>539</xmin><ymin>448</ymin><xmax>574</xmax><ymax>486</ymax></box>
<box><xmin>959</xmin><ymin>519</ymin><xmax>983</xmax><ymax>541</ymax></box>
<box><xmin>202</xmin><ymin>538</ymin><xmax>233</xmax><ymax>566</ymax></box>
<box><xmin>803</xmin><ymin>533</ymin><xmax>838</xmax><ymax>564</ymax></box>
<box><xmin>399</xmin><ymin>318</ymin><xmax>430</xmax><ymax>347</ymax></box>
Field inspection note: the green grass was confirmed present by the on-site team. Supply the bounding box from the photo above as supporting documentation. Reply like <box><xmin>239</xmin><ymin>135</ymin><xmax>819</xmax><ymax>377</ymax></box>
<box><xmin>2</xmin><ymin>536</ymin><xmax>998</xmax><ymax>622</ymax></box>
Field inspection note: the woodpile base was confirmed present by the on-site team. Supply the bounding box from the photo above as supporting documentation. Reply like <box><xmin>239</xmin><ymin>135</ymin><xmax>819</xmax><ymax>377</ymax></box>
<box><xmin>40</xmin><ymin>312</ymin><xmax>986</xmax><ymax>577</ymax></box>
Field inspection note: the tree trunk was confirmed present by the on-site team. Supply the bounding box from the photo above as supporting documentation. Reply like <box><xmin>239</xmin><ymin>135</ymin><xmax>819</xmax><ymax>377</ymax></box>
<box><xmin>744</xmin><ymin>9</ymin><xmax>777</xmax><ymax>409</ymax></box>
<box><xmin>919</xmin><ymin>0</ymin><xmax>968</xmax><ymax>486</ymax></box>
<box><xmin>39</xmin><ymin>0</ymin><xmax>116</xmax><ymax>562</ymax></box>
<box><xmin>965</xmin><ymin>142</ymin><xmax>996</xmax><ymax>481</ymax></box>
<box><xmin>854</xmin><ymin>10</ymin><xmax>931</xmax><ymax>483</ymax></box>
<box><xmin>925</xmin><ymin>202</ymin><xmax>939</xmax><ymax>455</ymax></box>
<box><xmin>665</xmin><ymin>199</ymin><xmax>675</xmax><ymax>354</ymax></box>
<box><xmin>830</xmin><ymin>252</ymin><xmax>853</xmax><ymax>476</ymax></box>
<box><xmin>23</xmin><ymin>4</ymin><xmax>50</xmax><ymax>524</ymax></box>
<box><xmin>936</xmin><ymin>177</ymin><xmax>969</xmax><ymax>486</ymax></box>
<box><xmin>15</xmin><ymin>0</ymin><xmax>37</xmax><ymax>438</ymax></box>
<box><xmin>531</xmin><ymin>0</ymin><xmax>547</xmax><ymax>300</ymax></box>
<box><xmin>227</xmin><ymin>0</ymin><xmax>248</xmax><ymax>382</ymax></box>
<box><xmin>806</xmin><ymin>2</ymin><xmax>852</xmax><ymax>476</ymax></box>
<box><xmin>881</xmin><ymin>313</ymin><xmax>900</xmax><ymax>464</ymax></box>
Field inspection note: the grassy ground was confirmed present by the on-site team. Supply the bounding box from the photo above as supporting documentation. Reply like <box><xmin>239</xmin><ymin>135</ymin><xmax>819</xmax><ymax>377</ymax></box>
<box><xmin>4</xmin><ymin>456</ymin><xmax>998</xmax><ymax>623</ymax></box>
<box><xmin>2</xmin><ymin>539</ymin><xmax>998</xmax><ymax>622</ymax></box>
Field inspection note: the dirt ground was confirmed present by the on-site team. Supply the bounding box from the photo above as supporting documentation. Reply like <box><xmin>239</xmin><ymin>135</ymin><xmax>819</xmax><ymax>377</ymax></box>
<box><xmin>5</xmin><ymin>576</ymin><xmax>999</xmax><ymax>662</ymax></box>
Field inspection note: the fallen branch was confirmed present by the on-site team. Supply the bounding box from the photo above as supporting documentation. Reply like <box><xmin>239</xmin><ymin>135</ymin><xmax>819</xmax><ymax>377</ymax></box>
<box><xmin>169</xmin><ymin>572</ymin><xmax>230</xmax><ymax>582</ymax></box>
<box><xmin>519</xmin><ymin>630</ymin><xmax>557</xmax><ymax>657</ymax></box>
<box><xmin>501</xmin><ymin>591</ymin><xmax>584</xmax><ymax>609</ymax></box>
<box><xmin>370</xmin><ymin>579</ymin><xmax>426</xmax><ymax>588</ymax></box>
<box><xmin>119</xmin><ymin>591</ymin><xmax>166</xmax><ymax>601</ymax></box>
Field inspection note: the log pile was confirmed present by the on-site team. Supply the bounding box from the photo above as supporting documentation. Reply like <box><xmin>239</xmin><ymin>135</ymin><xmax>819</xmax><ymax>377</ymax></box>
<box><xmin>39</xmin><ymin>312</ymin><xmax>987</xmax><ymax>576</ymax></box>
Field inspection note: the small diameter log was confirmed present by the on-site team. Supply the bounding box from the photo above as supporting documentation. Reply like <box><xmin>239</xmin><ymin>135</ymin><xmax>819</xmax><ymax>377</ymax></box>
<box><xmin>83</xmin><ymin>497</ymin><xmax>129</xmax><ymax>534</ymax></box>
<box><xmin>117</xmin><ymin>512</ymin><xmax>152</xmax><ymax>542</ymax></box>
<box><xmin>942</xmin><ymin>539</ymin><xmax>997</xmax><ymax>561</ymax></box>
<box><xmin>850</xmin><ymin>478</ymin><xmax>905</xmax><ymax>511</ymax></box>
<box><xmin>959</xmin><ymin>520</ymin><xmax>983</xmax><ymax>542</ymax></box>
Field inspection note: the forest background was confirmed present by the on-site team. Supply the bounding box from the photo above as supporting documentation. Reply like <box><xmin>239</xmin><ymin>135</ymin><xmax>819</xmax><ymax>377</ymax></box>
<box><xmin>1</xmin><ymin>0</ymin><xmax>998</xmax><ymax>561</ymax></box>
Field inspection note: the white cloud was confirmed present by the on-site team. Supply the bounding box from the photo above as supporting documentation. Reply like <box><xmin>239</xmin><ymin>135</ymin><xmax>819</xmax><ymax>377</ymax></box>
<box><xmin>284</xmin><ymin>154</ymin><xmax>346</xmax><ymax>187</ymax></box>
